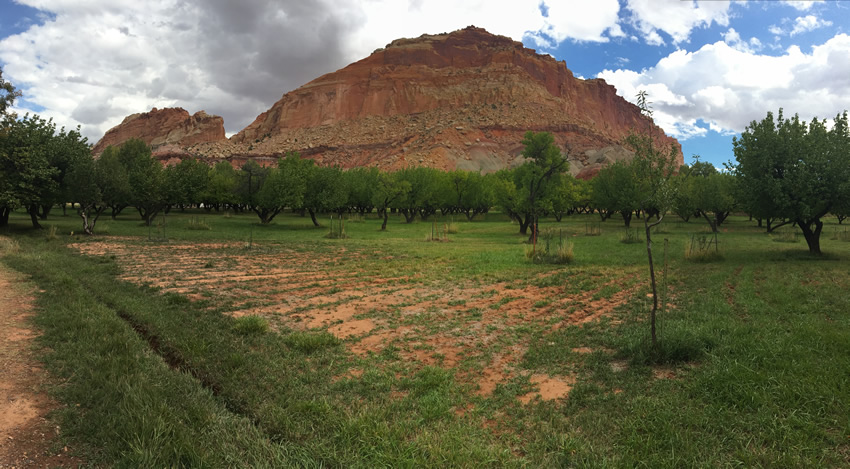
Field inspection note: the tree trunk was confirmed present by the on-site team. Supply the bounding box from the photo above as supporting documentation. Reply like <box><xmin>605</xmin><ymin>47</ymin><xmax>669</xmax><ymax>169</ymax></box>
<box><xmin>518</xmin><ymin>213</ymin><xmax>531</xmax><ymax>235</ymax></box>
<box><xmin>645</xmin><ymin>215</ymin><xmax>664</xmax><ymax>349</ymax></box>
<box><xmin>79</xmin><ymin>205</ymin><xmax>106</xmax><ymax>235</ymax></box>
<box><xmin>401</xmin><ymin>209</ymin><xmax>416</xmax><ymax>224</ymax></box>
<box><xmin>0</xmin><ymin>207</ymin><xmax>10</xmax><ymax>227</ymax></box>
<box><xmin>380</xmin><ymin>209</ymin><xmax>388</xmax><ymax>231</ymax></box>
<box><xmin>308</xmin><ymin>209</ymin><xmax>320</xmax><ymax>227</ymax></box>
<box><xmin>622</xmin><ymin>211</ymin><xmax>632</xmax><ymax>228</ymax></box>
<box><xmin>28</xmin><ymin>205</ymin><xmax>42</xmax><ymax>229</ymax></box>
<box><xmin>700</xmin><ymin>211</ymin><xmax>718</xmax><ymax>233</ymax></box>
<box><xmin>39</xmin><ymin>204</ymin><xmax>51</xmax><ymax>220</ymax></box>
<box><xmin>798</xmin><ymin>219</ymin><xmax>823</xmax><ymax>255</ymax></box>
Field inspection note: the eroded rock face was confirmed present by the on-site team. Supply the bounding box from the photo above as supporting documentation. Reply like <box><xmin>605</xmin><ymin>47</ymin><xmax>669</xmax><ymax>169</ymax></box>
<box><xmin>92</xmin><ymin>107</ymin><xmax>226</xmax><ymax>155</ymax></box>
<box><xmin>99</xmin><ymin>27</ymin><xmax>681</xmax><ymax>175</ymax></box>
<box><xmin>212</xmin><ymin>26</ymin><xmax>681</xmax><ymax>174</ymax></box>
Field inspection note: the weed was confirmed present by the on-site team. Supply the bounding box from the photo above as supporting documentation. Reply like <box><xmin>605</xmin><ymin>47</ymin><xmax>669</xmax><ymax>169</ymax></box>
<box><xmin>585</xmin><ymin>222</ymin><xmax>602</xmax><ymax>236</ymax></box>
<box><xmin>620</xmin><ymin>228</ymin><xmax>643</xmax><ymax>244</ymax></box>
<box><xmin>283</xmin><ymin>331</ymin><xmax>340</xmax><ymax>353</ymax></box>
<box><xmin>832</xmin><ymin>228</ymin><xmax>850</xmax><ymax>242</ymax></box>
<box><xmin>685</xmin><ymin>233</ymin><xmax>722</xmax><ymax>262</ymax></box>
<box><xmin>526</xmin><ymin>228</ymin><xmax>574</xmax><ymax>264</ymax></box>
<box><xmin>45</xmin><ymin>225</ymin><xmax>58</xmax><ymax>241</ymax></box>
<box><xmin>771</xmin><ymin>229</ymin><xmax>799</xmax><ymax>243</ymax></box>
<box><xmin>233</xmin><ymin>315</ymin><xmax>269</xmax><ymax>335</ymax></box>
<box><xmin>187</xmin><ymin>217</ymin><xmax>211</xmax><ymax>231</ymax></box>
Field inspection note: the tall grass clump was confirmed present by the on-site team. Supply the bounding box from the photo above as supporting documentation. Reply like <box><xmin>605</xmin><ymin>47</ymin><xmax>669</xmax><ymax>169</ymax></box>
<box><xmin>831</xmin><ymin>228</ymin><xmax>850</xmax><ymax>242</ymax></box>
<box><xmin>620</xmin><ymin>228</ymin><xmax>642</xmax><ymax>244</ymax></box>
<box><xmin>770</xmin><ymin>229</ymin><xmax>799</xmax><ymax>243</ymax></box>
<box><xmin>233</xmin><ymin>315</ymin><xmax>269</xmax><ymax>335</ymax></box>
<box><xmin>527</xmin><ymin>228</ymin><xmax>574</xmax><ymax>264</ymax></box>
<box><xmin>45</xmin><ymin>224</ymin><xmax>59</xmax><ymax>241</ymax></box>
<box><xmin>685</xmin><ymin>233</ymin><xmax>723</xmax><ymax>262</ymax></box>
<box><xmin>325</xmin><ymin>215</ymin><xmax>348</xmax><ymax>239</ymax></box>
<box><xmin>187</xmin><ymin>216</ymin><xmax>211</xmax><ymax>231</ymax></box>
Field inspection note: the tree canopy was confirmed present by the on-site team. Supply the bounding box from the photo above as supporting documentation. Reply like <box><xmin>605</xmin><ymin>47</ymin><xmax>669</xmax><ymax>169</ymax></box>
<box><xmin>732</xmin><ymin>109</ymin><xmax>850</xmax><ymax>254</ymax></box>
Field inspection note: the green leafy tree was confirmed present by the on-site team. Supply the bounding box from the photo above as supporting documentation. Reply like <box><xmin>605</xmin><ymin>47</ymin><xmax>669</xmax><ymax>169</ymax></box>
<box><xmin>303</xmin><ymin>164</ymin><xmax>349</xmax><ymax>226</ymax></box>
<box><xmin>0</xmin><ymin>114</ymin><xmax>60</xmax><ymax>228</ymax></box>
<box><xmin>591</xmin><ymin>161</ymin><xmax>641</xmax><ymax>227</ymax></box>
<box><xmin>496</xmin><ymin>132</ymin><xmax>569</xmax><ymax>238</ymax></box>
<box><xmin>732</xmin><ymin>110</ymin><xmax>850</xmax><ymax>254</ymax></box>
<box><xmin>392</xmin><ymin>167</ymin><xmax>444</xmax><ymax>223</ymax></box>
<box><xmin>345</xmin><ymin>167</ymin><xmax>379</xmax><ymax>215</ymax></box>
<box><xmin>689</xmin><ymin>165</ymin><xmax>736</xmax><ymax>233</ymax></box>
<box><xmin>0</xmin><ymin>66</ymin><xmax>22</xmax><ymax>116</ymax></box>
<box><xmin>96</xmin><ymin>146</ymin><xmax>132</xmax><ymax>219</ymax></box>
<box><xmin>118</xmin><ymin>139</ymin><xmax>165</xmax><ymax>226</ymax></box>
<box><xmin>518</xmin><ymin>131</ymin><xmax>569</xmax><ymax>239</ymax></box>
<box><xmin>235</xmin><ymin>159</ymin><xmax>270</xmax><ymax>214</ymax></box>
<box><xmin>445</xmin><ymin>170</ymin><xmax>493</xmax><ymax>221</ymax></box>
<box><xmin>251</xmin><ymin>153</ymin><xmax>308</xmax><ymax>224</ymax></box>
<box><xmin>549</xmin><ymin>174</ymin><xmax>580</xmax><ymax>222</ymax></box>
<box><xmin>34</xmin><ymin>124</ymin><xmax>90</xmax><ymax>219</ymax></box>
<box><xmin>65</xmin><ymin>153</ymin><xmax>107</xmax><ymax>235</ymax></box>
<box><xmin>164</xmin><ymin>158</ymin><xmax>209</xmax><ymax>211</ymax></box>
<box><xmin>203</xmin><ymin>160</ymin><xmax>238</xmax><ymax>211</ymax></box>
<box><xmin>372</xmin><ymin>171</ymin><xmax>411</xmax><ymax>231</ymax></box>
<box><xmin>629</xmin><ymin>91</ymin><xmax>680</xmax><ymax>349</ymax></box>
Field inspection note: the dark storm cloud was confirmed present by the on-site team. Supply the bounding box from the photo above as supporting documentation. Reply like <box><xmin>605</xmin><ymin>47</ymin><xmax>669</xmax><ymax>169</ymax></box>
<box><xmin>187</xmin><ymin>0</ymin><xmax>366</xmax><ymax>132</ymax></box>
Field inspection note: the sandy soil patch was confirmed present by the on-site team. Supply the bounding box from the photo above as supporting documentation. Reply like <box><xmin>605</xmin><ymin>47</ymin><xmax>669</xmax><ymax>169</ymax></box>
<box><xmin>69</xmin><ymin>239</ymin><xmax>646</xmax><ymax>402</ymax></box>
<box><xmin>0</xmin><ymin>254</ymin><xmax>82</xmax><ymax>467</ymax></box>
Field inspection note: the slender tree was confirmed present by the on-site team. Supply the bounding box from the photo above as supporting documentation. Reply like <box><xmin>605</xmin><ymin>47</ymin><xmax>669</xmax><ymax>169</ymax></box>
<box><xmin>630</xmin><ymin>91</ymin><xmax>679</xmax><ymax>349</ymax></box>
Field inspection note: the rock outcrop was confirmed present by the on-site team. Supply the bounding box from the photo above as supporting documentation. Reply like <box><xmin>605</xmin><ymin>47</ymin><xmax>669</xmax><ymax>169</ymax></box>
<box><xmin>211</xmin><ymin>26</ymin><xmax>681</xmax><ymax>175</ymax></box>
<box><xmin>97</xmin><ymin>27</ymin><xmax>682</xmax><ymax>175</ymax></box>
<box><xmin>92</xmin><ymin>107</ymin><xmax>226</xmax><ymax>155</ymax></box>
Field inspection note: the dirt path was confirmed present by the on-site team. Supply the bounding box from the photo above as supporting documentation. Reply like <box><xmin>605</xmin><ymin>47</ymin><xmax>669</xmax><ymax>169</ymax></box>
<box><xmin>0</xmin><ymin>254</ymin><xmax>81</xmax><ymax>467</ymax></box>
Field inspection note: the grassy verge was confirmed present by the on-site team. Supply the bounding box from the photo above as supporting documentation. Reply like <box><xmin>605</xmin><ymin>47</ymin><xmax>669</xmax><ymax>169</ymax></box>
<box><xmin>2</xmin><ymin>210</ymin><xmax>849</xmax><ymax>466</ymax></box>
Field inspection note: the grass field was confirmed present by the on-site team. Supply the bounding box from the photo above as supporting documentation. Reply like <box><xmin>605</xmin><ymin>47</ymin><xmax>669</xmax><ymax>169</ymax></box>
<box><xmin>1</xmin><ymin>208</ymin><xmax>849</xmax><ymax>467</ymax></box>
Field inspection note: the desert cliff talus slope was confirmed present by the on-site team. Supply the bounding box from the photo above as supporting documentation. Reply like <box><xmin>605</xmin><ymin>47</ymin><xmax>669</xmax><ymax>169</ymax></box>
<box><xmin>97</xmin><ymin>27</ymin><xmax>681</xmax><ymax>175</ymax></box>
<box><xmin>92</xmin><ymin>107</ymin><xmax>226</xmax><ymax>155</ymax></box>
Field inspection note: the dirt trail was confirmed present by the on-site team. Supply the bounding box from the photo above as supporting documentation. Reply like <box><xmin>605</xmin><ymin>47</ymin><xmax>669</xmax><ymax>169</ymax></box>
<box><xmin>0</xmin><ymin>253</ymin><xmax>80</xmax><ymax>467</ymax></box>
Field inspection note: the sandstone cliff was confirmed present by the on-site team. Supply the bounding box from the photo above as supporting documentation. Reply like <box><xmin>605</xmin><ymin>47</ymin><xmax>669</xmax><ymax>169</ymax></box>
<box><xmin>92</xmin><ymin>107</ymin><xmax>226</xmax><ymax>155</ymax></box>
<box><xmin>207</xmin><ymin>26</ymin><xmax>681</xmax><ymax>176</ymax></box>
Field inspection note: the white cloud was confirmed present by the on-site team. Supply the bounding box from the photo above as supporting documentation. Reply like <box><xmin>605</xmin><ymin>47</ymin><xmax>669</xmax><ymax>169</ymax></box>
<box><xmin>783</xmin><ymin>1</ymin><xmax>824</xmax><ymax>11</ymax></box>
<box><xmin>597</xmin><ymin>34</ymin><xmax>850</xmax><ymax>140</ymax></box>
<box><xmin>790</xmin><ymin>15</ymin><xmax>833</xmax><ymax>36</ymax></box>
<box><xmin>1</xmin><ymin>0</ymin><xmax>629</xmax><ymax>141</ymax></box>
<box><xmin>723</xmin><ymin>28</ymin><xmax>763</xmax><ymax>54</ymax></box>
<box><xmin>625</xmin><ymin>0</ymin><xmax>733</xmax><ymax>45</ymax></box>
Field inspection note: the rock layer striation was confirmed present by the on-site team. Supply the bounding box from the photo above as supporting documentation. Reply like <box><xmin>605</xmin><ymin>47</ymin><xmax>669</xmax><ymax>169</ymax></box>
<box><xmin>96</xmin><ymin>27</ymin><xmax>682</xmax><ymax>175</ymax></box>
<box><xmin>92</xmin><ymin>107</ymin><xmax>226</xmax><ymax>155</ymax></box>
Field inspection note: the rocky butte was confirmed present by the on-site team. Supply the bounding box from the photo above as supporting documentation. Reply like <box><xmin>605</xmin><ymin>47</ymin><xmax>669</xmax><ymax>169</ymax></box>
<box><xmin>97</xmin><ymin>26</ymin><xmax>682</xmax><ymax>176</ymax></box>
<box><xmin>92</xmin><ymin>107</ymin><xmax>226</xmax><ymax>156</ymax></box>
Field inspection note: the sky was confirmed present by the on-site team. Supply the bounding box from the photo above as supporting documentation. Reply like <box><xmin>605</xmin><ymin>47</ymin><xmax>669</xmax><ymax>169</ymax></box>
<box><xmin>1</xmin><ymin>0</ymin><xmax>848</xmax><ymax>169</ymax></box>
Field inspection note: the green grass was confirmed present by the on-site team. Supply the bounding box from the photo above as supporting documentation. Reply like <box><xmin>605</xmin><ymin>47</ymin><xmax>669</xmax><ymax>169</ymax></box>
<box><xmin>1</xmin><ymin>208</ymin><xmax>849</xmax><ymax>467</ymax></box>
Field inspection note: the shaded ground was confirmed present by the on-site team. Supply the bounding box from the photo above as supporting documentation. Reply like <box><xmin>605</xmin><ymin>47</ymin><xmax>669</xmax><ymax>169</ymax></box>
<box><xmin>0</xmin><ymin>249</ymin><xmax>81</xmax><ymax>468</ymax></box>
<box><xmin>72</xmin><ymin>239</ymin><xmax>645</xmax><ymax>401</ymax></box>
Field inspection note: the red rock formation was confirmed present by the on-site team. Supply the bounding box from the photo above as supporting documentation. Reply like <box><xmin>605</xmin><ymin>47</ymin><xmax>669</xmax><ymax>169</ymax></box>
<box><xmin>92</xmin><ymin>107</ymin><xmax>225</xmax><ymax>155</ymax></box>
<box><xmin>214</xmin><ymin>26</ymin><xmax>681</xmax><ymax>174</ymax></box>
